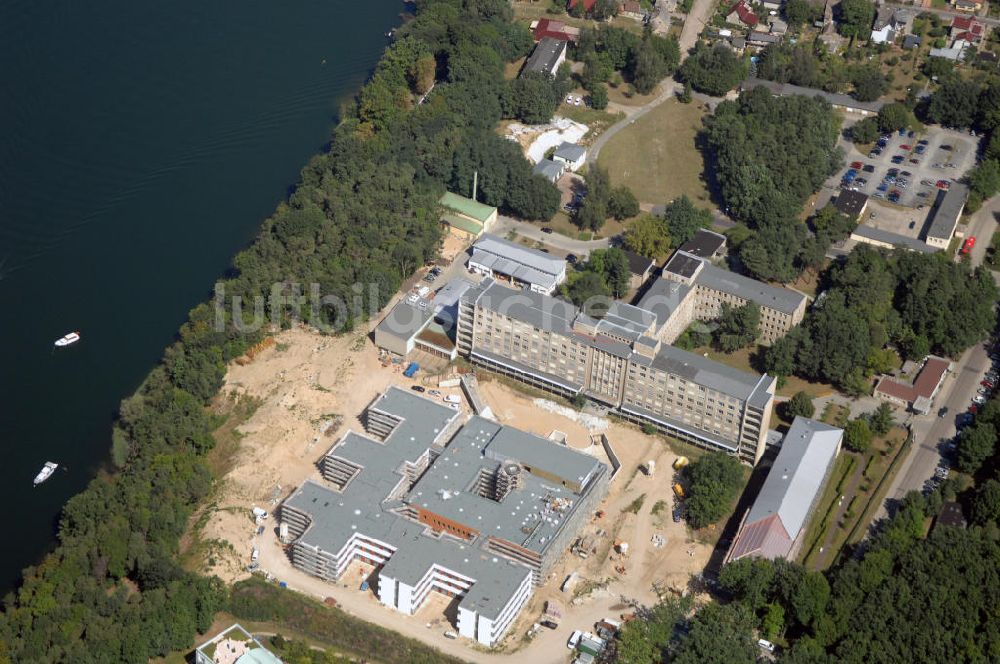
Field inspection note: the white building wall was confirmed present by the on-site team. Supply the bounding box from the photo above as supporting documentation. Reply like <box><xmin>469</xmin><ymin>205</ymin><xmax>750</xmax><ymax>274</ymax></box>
<box><xmin>378</xmin><ymin>574</ymin><xmax>397</xmax><ymax>608</ymax></box>
<box><xmin>458</xmin><ymin>606</ymin><xmax>478</xmax><ymax>639</ymax></box>
<box><xmin>396</xmin><ymin>581</ymin><xmax>416</xmax><ymax>614</ymax></box>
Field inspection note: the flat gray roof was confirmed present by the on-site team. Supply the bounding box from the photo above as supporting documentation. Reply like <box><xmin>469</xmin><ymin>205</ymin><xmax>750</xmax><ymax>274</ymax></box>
<box><xmin>664</xmin><ymin>252</ymin><xmax>702</xmax><ymax>279</ymax></box>
<box><xmin>696</xmin><ymin>258</ymin><xmax>807</xmax><ymax>315</ymax></box>
<box><xmin>834</xmin><ymin>190</ymin><xmax>869</xmax><ymax>217</ymax></box>
<box><xmin>925</xmin><ymin>183</ymin><xmax>969</xmax><ymax>242</ymax></box>
<box><xmin>637</xmin><ymin>278</ymin><xmax>693</xmax><ymax>331</ymax></box>
<box><xmin>467</xmin><ymin>278</ymin><xmax>771</xmax><ymax>402</ymax></box>
<box><xmin>678</xmin><ymin>228</ymin><xmax>726</xmax><ymax>259</ymax></box>
<box><xmin>285</xmin><ymin>389</ymin><xmax>606</xmax><ymax>621</ymax></box>
<box><xmin>741</xmin><ymin>78</ymin><xmax>885</xmax><ymax>114</ymax></box>
<box><xmin>852</xmin><ymin>224</ymin><xmax>939</xmax><ymax>253</ymax></box>
<box><xmin>412</xmin><ymin>416</ymin><xmax>604</xmax><ymax>555</ymax></box>
<box><xmin>471</xmin><ymin>234</ymin><xmax>566</xmax><ymax>291</ymax></box>
<box><xmin>745</xmin><ymin>416</ymin><xmax>842</xmax><ymax>537</ymax></box>
<box><xmin>376</xmin><ymin>300</ymin><xmax>433</xmax><ymax>342</ymax></box>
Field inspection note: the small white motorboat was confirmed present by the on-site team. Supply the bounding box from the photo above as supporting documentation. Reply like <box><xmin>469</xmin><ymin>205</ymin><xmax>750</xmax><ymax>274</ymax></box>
<box><xmin>54</xmin><ymin>331</ymin><xmax>80</xmax><ymax>347</ymax></box>
<box><xmin>33</xmin><ymin>462</ymin><xmax>58</xmax><ymax>486</ymax></box>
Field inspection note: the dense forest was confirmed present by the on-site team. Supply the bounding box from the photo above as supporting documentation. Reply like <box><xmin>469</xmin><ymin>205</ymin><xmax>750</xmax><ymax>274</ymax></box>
<box><xmin>763</xmin><ymin>245</ymin><xmax>997</xmax><ymax>394</ymax></box>
<box><xmin>703</xmin><ymin>87</ymin><xmax>841</xmax><ymax>281</ymax></box>
<box><xmin>0</xmin><ymin>0</ymin><xmax>561</xmax><ymax>661</ymax></box>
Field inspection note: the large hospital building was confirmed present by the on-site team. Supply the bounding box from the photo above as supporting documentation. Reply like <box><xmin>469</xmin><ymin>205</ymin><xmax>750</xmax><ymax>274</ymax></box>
<box><xmin>458</xmin><ymin>278</ymin><xmax>777</xmax><ymax>464</ymax></box>
<box><xmin>280</xmin><ymin>387</ymin><xmax>609</xmax><ymax>646</ymax></box>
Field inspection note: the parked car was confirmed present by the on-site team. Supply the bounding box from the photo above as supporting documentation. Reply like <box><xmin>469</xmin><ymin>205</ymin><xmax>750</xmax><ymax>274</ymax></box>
<box><xmin>974</xmin><ymin>395</ymin><xmax>987</xmax><ymax>405</ymax></box>
<box><xmin>850</xmin><ymin>161</ymin><xmax>863</xmax><ymax>169</ymax></box>
<box><xmin>887</xmin><ymin>167</ymin><xmax>900</xmax><ymax>175</ymax></box>
<box><xmin>870</xmin><ymin>149</ymin><xmax>882</xmax><ymax>158</ymax></box>
<box><xmin>900</xmin><ymin>144</ymin><xmax>912</xmax><ymax>150</ymax></box>
<box><xmin>962</xmin><ymin>236</ymin><xmax>976</xmax><ymax>255</ymax></box>
<box><xmin>941</xmin><ymin>144</ymin><xmax>953</xmax><ymax>151</ymax></box>
<box><xmin>918</xmin><ymin>139</ymin><xmax>929</xmax><ymax>145</ymax></box>
<box><xmin>908</xmin><ymin>130</ymin><xmax>916</xmax><ymax>138</ymax></box>
<box><xmin>541</xmin><ymin>227</ymin><xmax>554</xmax><ymax>234</ymax></box>
<box><xmin>910</xmin><ymin>158</ymin><xmax>922</xmax><ymax>165</ymax></box>
<box><xmin>862</xmin><ymin>164</ymin><xmax>876</xmax><ymax>173</ymax></box>
<box><xmin>411</xmin><ymin>385</ymin><xmax>426</xmax><ymax>393</ymax></box>
<box><xmin>901</xmin><ymin>170</ymin><xmax>913</xmax><ymax>177</ymax></box>
<box><xmin>891</xmin><ymin>155</ymin><xmax>905</xmax><ymax>164</ymax></box>
<box><xmin>936</xmin><ymin>180</ymin><xmax>951</xmax><ymax>189</ymax></box>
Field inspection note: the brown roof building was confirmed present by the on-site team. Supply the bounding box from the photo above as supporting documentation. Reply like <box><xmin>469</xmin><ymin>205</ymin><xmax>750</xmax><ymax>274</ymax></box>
<box><xmin>874</xmin><ymin>355</ymin><xmax>952</xmax><ymax>414</ymax></box>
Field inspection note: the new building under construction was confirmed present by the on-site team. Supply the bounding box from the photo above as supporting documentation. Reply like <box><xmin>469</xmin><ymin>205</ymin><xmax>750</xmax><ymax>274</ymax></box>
<box><xmin>280</xmin><ymin>387</ymin><xmax>609</xmax><ymax>646</ymax></box>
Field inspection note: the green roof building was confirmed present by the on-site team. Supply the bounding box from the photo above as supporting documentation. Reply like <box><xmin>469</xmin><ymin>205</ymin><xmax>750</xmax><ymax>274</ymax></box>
<box><xmin>439</xmin><ymin>192</ymin><xmax>497</xmax><ymax>238</ymax></box>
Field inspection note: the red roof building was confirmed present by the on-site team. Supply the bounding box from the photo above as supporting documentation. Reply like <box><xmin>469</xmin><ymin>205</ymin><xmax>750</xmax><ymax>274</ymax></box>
<box><xmin>726</xmin><ymin>0</ymin><xmax>759</xmax><ymax>27</ymax></box>
<box><xmin>569</xmin><ymin>0</ymin><xmax>598</xmax><ymax>12</ymax></box>
<box><xmin>951</xmin><ymin>16</ymin><xmax>985</xmax><ymax>42</ymax></box>
<box><xmin>874</xmin><ymin>356</ymin><xmax>952</xmax><ymax>414</ymax></box>
<box><xmin>531</xmin><ymin>18</ymin><xmax>581</xmax><ymax>43</ymax></box>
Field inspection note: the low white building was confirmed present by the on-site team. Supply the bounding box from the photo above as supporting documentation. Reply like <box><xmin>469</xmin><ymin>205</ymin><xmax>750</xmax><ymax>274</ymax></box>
<box><xmin>552</xmin><ymin>142</ymin><xmax>587</xmax><ymax>172</ymax></box>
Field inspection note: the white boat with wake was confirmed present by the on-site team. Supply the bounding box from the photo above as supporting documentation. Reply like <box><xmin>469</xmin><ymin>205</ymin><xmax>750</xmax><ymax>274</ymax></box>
<box><xmin>33</xmin><ymin>462</ymin><xmax>58</xmax><ymax>486</ymax></box>
<box><xmin>54</xmin><ymin>331</ymin><xmax>80</xmax><ymax>347</ymax></box>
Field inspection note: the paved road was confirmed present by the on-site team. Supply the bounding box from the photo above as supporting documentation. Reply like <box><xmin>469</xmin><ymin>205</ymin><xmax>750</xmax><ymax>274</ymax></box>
<box><xmin>884</xmin><ymin>1</ymin><xmax>1000</xmax><ymax>27</ymax></box>
<box><xmin>872</xmin><ymin>340</ymin><xmax>992</xmax><ymax>526</ymax></box>
<box><xmin>492</xmin><ymin>214</ymin><xmax>612</xmax><ymax>256</ymax></box>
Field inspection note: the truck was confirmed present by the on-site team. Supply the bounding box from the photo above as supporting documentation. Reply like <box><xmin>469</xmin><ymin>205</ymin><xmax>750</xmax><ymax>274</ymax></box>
<box><xmin>672</xmin><ymin>456</ymin><xmax>689</xmax><ymax>470</ymax></box>
<box><xmin>251</xmin><ymin>548</ymin><xmax>259</xmax><ymax>563</ymax></box>
<box><xmin>252</xmin><ymin>506</ymin><xmax>269</xmax><ymax>520</ymax></box>
<box><xmin>673</xmin><ymin>483</ymin><xmax>685</xmax><ymax>499</ymax></box>
<box><xmin>641</xmin><ymin>460</ymin><xmax>655</xmax><ymax>476</ymax></box>
<box><xmin>438</xmin><ymin>377</ymin><xmax>461</xmax><ymax>388</ymax></box>
<box><xmin>279</xmin><ymin>522</ymin><xmax>290</xmax><ymax>543</ymax></box>
<box><xmin>443</xmin><ymin>394</ymin><xmax>461</xmax><ymax>404</ymax></box>
<box><xmin>403</xmin><ymin>362</ymin><xmax>420</xmax><ymax>378</ymax></box>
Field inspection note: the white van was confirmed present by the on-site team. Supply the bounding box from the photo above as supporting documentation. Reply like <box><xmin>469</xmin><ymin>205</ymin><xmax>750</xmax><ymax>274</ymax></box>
<box><xmin>567</xmin><ymin>630</ymin><xmax>583</xmax><ymax>649</ymax></box>
<box><xmin>758</xmin><ymin>638</ymin><xmax>776</xmax><ymax>652</ymax></box>
<box><xmin>251</xmin><ymin>548</ymin><xmax>259</xmax><ymax>563</ymax></box>
<box><xmin>443</xmin><ymin>394</ymin><xmax>461</xmax><ymax>404</ymax></box>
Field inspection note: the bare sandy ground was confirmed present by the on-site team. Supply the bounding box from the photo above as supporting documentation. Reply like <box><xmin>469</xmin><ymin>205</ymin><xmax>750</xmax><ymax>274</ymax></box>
<box><xmin>195</xmin><ymin>326</ymin><xmax>714</xmax><ymax>661</ymax></box>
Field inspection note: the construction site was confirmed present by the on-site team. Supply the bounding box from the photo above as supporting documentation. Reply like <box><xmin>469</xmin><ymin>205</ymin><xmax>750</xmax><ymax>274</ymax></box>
<box><xmin>190</xmin><ymin>316</ymin><xmax>714</xmax><ymax>662</ymax></box>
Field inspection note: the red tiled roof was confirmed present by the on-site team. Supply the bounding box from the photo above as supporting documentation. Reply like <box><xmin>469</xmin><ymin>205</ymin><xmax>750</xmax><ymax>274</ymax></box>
<box><xmin>951</xmin><ymin>16</ymin><xmax>974</xmax><ymax>30</ymax></box>
<box><xmin>570</xmin><ymin>0</ymin><xmax>598</xmax><ymax>11</ymax></box>
<box><xmin>727</xmin><ymin>514</ymin><xmax>793</xmax><ymax>561</ymax></box>
<box><xmin>875</xmin><ymin>356</ymin><xmax>950</xmax><ymax>404</ymax></box>
<box><xmin>729</xmin><ymin>0</ymin><xmax>759</xmax><ymax>26</ymax></box>
<box><xmin>533</xmin><ymin>18</ymin><xmax>579</xmax><ymax>43</ymax></box>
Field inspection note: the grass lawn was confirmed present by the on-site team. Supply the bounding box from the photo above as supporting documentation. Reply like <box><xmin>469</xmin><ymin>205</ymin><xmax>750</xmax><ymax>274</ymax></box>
<box><xmin>597</xmin><ymin>98</ymin><xmax>711</xmax><ymax>207</ymax></box>
<box><xmin>607</xmin><ymin>83</ymin><xmax>658</xmax><ymax>107</ymax></box>
<box><xmin>786</xmin><ymin>267</ymin><xmax>824</xmax><ymax>299</ymax></box>
<box><xmin>801</xmin><ymin>427</ymin><xmax>910</xmax><ymax>570</ymax></box>
<box><xmin>800</xmin><ymin>453</ymin><xmax>856</xmax><ymax>568</ymax></box>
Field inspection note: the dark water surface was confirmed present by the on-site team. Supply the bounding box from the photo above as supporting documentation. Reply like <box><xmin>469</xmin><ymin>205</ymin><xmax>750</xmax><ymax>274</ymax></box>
<box><xmin>0</xmin><ymin>0</ymin><xmax>399</xmax><ymax>592</ymax></box>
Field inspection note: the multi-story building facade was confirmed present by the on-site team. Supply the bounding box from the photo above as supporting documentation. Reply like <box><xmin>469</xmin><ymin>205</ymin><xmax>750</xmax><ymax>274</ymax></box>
<box><xmin>657</xmin><ymin>251</ymin><xmax>808</xmax><ymax>346</ymax></box>
<box><xmin>280</xmin><ymin>387</ymin><xmax>608</xmax><ymax>647</ymax></box>
<box><xmin>458</xmin><ymin>279</ymin><xmax>776</xmax><ymax>464</ymax></box>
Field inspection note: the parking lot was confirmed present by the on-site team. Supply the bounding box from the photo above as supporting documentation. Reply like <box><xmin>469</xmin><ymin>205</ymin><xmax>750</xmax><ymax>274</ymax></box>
<box><xmin>835</xmin><ymin>127</ymin><xmax>977</xmax><ymax>209</ymax></box>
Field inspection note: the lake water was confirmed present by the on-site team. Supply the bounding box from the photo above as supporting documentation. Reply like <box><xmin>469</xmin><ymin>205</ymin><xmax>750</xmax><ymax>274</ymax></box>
<box><xmin>0</xmin><ymin>0</ymin><xmax>400</xmax><ymax>592</ymax></box>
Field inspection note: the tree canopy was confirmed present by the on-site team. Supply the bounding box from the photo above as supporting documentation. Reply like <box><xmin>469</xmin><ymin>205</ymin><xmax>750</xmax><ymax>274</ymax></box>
<box><xmin>684</xmin><ymin>453</ymin><xmax>745</xmax><ymax>528</ymax></box>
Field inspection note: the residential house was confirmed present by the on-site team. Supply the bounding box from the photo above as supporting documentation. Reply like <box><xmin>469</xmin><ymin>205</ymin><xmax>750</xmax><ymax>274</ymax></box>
<box><xmin>522</xmin><ymin>37</ymin><xmax>568</xmax><ymax>78</ymax></box>
<box><xmin>902</xmin><ymin>34</ymin><xmax>922</xmax><ymax>50</ymax></box>
<box><xmin>870</xmin><ymin>7</ymin><xmax>910</xmax><ymax>44</ymax></box>
<box><xmin>620</xmin><ymin>1</ymin><xmax>645</xmax><ymax>19</ymax></box>
<box><xmin>552</xmin><ymin>142</ymin><xmax>587</xmax><ymax>172</ymax></box>
<box><xmin>769</xmin><ymin>18</ymin><xmax>788</xmax><ymax>35</ymax></box>
<box><xmin>953</xmin><ymin>0</ymin><xmax>982</xmax><ymax>12</ymax></box>
<box><xmin>531</xmin><ymin>18</ymin><xmax>581</xmax><ymax>43</ymax></box>
<box><xmin>533</xmin><ymin>158</ymin><xmax>565</xmax><ymax>183</ymax></box>
<box><xmin>726</xmin><ymin>0</ymin><xmax>759</xmax><ymax>28</ymax></box>
<box><xmin>195</xmin><ymin>624</ymin><xmax>284</xmax><ymax>664</ymax></box>
<box><xmin>762</xmin><ymin>0</ymin><xmax>782</xmax><ymax>10</ymax></box>
<box><xmin>749</xmin><ymin>30</ymin><xmax>782</xmax><ymax>47</ymax></box>
<box><xmin>569</xmin><ymin>0</ymin><xmax>598</xmax><ymax>12</ymax></box>
<box><xmin>951</xmin><ymin>16</ymin><xmax>985</xmax><ymax>43</ymax></box>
